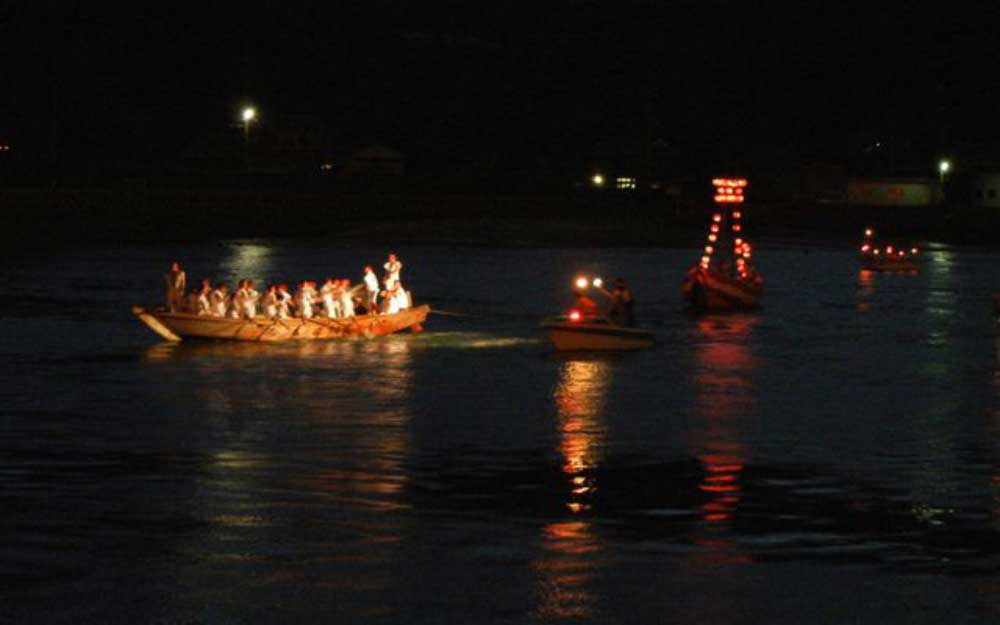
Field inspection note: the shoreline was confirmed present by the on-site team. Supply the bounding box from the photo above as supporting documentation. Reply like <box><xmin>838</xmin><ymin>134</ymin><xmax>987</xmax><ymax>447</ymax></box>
<box><xmin>2</xmin><ymin>187</ymin><xmax>998</xmax><ymax>254</ymax></box>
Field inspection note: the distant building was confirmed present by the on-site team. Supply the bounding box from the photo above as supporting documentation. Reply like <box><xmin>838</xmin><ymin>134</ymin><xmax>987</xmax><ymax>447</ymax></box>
<box><xmin>847</xmin><ymin>177</ymin><xmax>936</xmax><ymax>207</ymax></box>
<box><xmin>338</xmin><ymin>144</ymin><xmax>404</xmax><ymax>179</ymax></box>
<box><xmin>969</xmin><ymin>172</ymin><xmax>1000</xmax><ymax>207</ymax></box>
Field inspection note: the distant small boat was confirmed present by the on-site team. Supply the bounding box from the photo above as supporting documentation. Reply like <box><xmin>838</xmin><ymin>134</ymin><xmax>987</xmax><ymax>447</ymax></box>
<box><xmin>132</xmin><ymin>305</ymin><xmax>430</xmax><ymax>342</ymax></box>
<box><xmin>858</xmin><ymin>228</ymin><xmax>920</xmax><ymax>272</ymax></box>
<box><xmin>682</xmin><ymin>178</ymin><xmax>763</xmax><ymax>312</ymax></box>
<box><xmin>540</xmin><ymin>315</ymin><xmax>655</xmax><ymax>351</ymax></box>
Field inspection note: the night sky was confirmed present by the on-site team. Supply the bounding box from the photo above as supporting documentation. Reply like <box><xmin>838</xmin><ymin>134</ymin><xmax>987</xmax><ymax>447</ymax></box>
<box><xmin>4</xmin><ymin>2</ymin><xmax>1000</xmax><ymax>174</ymax></box>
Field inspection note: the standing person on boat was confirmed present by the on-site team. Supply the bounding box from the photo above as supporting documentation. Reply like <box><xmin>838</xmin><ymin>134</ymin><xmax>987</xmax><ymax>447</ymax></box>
<box><xmin>363</xmin><ymin>265</ymin><xmax>380</xmax><ymax>311</ymax></box>
<box><xmin>164</xmin><ymin>262</ymin><xmax>186</xmax><ymax>312</ymax></box>
<box><xmin>383</xmin><ymin>253</ymin><xmax>402</xmax><ymax>287</ymax></box>
<box><xmin>598</xmin><ymin>278</ymin><xmax>636</xmax><ymax>327</ymax></box>
<box><xmin>277</xmin><ymin>284</ymin><xmax>293</xmax><ymax>319</ymax></box>
<box><xmin>209</xmin><ymin>283</ymin><xmax>229</xmax><ymax>317</ymax></box>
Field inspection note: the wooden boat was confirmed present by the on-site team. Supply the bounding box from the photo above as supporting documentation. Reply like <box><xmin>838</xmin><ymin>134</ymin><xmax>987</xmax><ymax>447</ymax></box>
<box><xmin>540</xmin><ymin>315</ymin><xmax>655</xmax><ymax>351</ymax></box>
<box><xmin>858</xmin><ymin>228</ymin><xmax>920</xmax><ymax>272</ymax></box>
<box><xmin>682</xmin><ymin>266</ymin><xmax>763</xmax><ymax>312</ymax></box>
<box><xmin>132</xmin><ymin>305</ymin><xmax>430</xmax><ymax>342</ymax></box>
<box><xmin>682</xmin><ymin>178</ymin><xmax>763</xmax><ymax>312</ymax></box>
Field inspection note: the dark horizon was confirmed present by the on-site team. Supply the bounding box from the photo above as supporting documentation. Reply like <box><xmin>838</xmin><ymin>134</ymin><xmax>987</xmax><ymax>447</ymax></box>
<box><xmin>3</xmin><ymin>2</ymin><xmax>999</xmax><ymax>178</ymax></box>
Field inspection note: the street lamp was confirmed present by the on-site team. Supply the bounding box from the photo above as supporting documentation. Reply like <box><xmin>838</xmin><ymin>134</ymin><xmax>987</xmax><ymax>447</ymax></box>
<box><xmin>938</xmin><ymin>159</ymin><xmax>951</xmax><ymax>184</ymax></box>
<box><xmin>591</xmin><ymin>173</ymin><xmax>605</xmax><ymax>187</ymax></box>
<box><xmin>241</xmin><ymin>106</ymin><xmax>256</xmax><ymax>141</ymax></box>
<box><xmin>241</xmin><ymin>106</ymin><xmax>256</xmax><ymax>172</ymax></box>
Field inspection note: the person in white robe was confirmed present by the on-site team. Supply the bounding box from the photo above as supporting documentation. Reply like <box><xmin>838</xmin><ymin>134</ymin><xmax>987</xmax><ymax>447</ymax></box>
<box><xmin>395</xmin><ymin>284</ymin><xmax>411</xmax><ymax>310</ymax></box>
<box><xmin>209</xmin><ymin>284</ymin><xmax>229</xmax><ymax>317</ymax></box>
<box><xmin>383</xmin><ymin>253</ymin><xmax>402</xmax><ymax>288</ymax></box>
<box><xmin>363</xmin><ymin>265</ymin><xmax>380</xmax><ymax>312</ymax></box>
<box><xmin>380</xmin><ymin>279</ymin><xmax>400</xmax><ymax>315</ymax></box>
<box><xmin>228</xmin><ymin>280</ymin><xmax>247</xmax><ymax>319</ymax></box>
<box><xmin>164</xmin><ymin>262</ymin><xmax>186</xmax><ymax>312</ymax></box>
<box><xmin>196</xmin><ymin>284</ymin><xmax>213</xmax><ymax>316</ymax></box>
<box><xmin>242</xmin><ymin>280</ymin><xmax>260</xmax><ymax>318</ymax></box>
<box><xmin>339</xmin><ymin>279</ymin><xmax>356</xmax><ymax>318</ymax></box>
<box><xmin>261</xmin><ymin>285</ymin><xmax>279</xmax><ymax>319</ymax></box>
<box><xmin>277</xmin><ymin>284</ymin><xmax>293</xmax><ymax>319</ymax></box>
<box><xmin>320</xmin><ymin>278</ymin><xmax>339</xmax><ymax>319</ymax></box>
<box><xmin>295</xmin><ymin>281</ymin><xmax>315</xmax><ymax>319</ymax></box>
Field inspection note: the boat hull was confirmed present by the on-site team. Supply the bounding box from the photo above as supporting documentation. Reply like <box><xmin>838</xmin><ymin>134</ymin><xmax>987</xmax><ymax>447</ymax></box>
<box><xmin>682</xmin><ymin>267</ymin><xmax>762</xmax><ymax>312</ymax></box>
<box><xmin>859</xmin><ymin>256</ymin><xmax>919</xmax><ymax>272</ymax></box>
<box><xmin>541</xmin><ymin>321</ymin><xmax>655</xmax><ymax>351</ymax></box>
<box><xmin>132</xmin><ymin>305</ymin><xmax>430</xmax><ymax>342</ymax></box>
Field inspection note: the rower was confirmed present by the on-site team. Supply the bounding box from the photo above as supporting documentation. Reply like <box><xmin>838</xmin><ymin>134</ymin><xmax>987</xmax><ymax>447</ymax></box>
<box><xmin>295</xmin><ymin>281</ymin><xmax>315</xmax><ymax>319</ymax></box>
<box><xmin>339</xmin><ymin>279</ymin><xmax>356</xmax><ymax>318</ymax></box>
<box><xmin>229</xmin><ymin>280</ymin><xmax>247</xmax><ymax>319</ymax></box>
<box><xmin>277</xmin><ymin>284</ymin><xmax>293</xmax><ymax>319</ymax></box>
<box><xmin>209</xmin><ymin>283</ymin><xmax>229</xmax><ymax>317</ymax></box>
<box><xmin>381</xmin><ymin>278</ymin><xmax>401</xmax><ymax>315</ymax></box>
<box><xmin>262</xmin><ymin>285</ymin><xmax>279</xmax><ymax>319</ymax></box>
<box><xmin>320</xmin><ymin>278</ymin><xmax>339</xmax><ymax>318</ymax></box>
<box><xmin>196</xmin><ymin>283</ymin><xmax>212</xmax><ymax>316</ymax></box>
<box><xmin>243</xmin><ymin>279</ymin><xmax>260</xmax><ymax>318</ymax></box>
<box><xmin>164</xmin><ymin>262</ymin><xmax>186</xmax><ymax>312</ymax></box>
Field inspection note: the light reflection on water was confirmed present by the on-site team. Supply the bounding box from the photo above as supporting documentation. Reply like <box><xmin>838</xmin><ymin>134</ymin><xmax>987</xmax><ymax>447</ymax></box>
<box><xmin>533</xmin><ymin>357</ymin><xmax>610</xmax><ymax>620</ymax></box>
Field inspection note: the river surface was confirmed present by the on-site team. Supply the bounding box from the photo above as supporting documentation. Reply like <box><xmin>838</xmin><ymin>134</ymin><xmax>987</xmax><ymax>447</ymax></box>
<box><xmin>2</xmin><ymin>235</ymin><xmax>1000</xmax><ymax>624</ymax></box>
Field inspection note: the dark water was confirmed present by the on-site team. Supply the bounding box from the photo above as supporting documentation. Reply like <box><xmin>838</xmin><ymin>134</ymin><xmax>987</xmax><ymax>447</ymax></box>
<box><xmin>3</xmin><ymin>236</ymin><xmax>1000</xmax><ymax>624</ymax></box>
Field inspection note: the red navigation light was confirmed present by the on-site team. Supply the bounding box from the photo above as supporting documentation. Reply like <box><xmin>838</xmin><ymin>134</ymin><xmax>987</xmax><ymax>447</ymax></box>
<box><xmin>568</xmin><ymin>309</ymin><xmax>582</xmax><ymax>322</ymax></box>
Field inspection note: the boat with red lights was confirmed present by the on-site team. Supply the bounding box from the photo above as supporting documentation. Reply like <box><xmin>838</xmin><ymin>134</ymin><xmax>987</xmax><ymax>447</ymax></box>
<box><xmin>681</xmin><ymin>178</ymin><xmax>763</xmax><ymax>312</ymax></box>
<box><xmin>132</xmin><ymin>305</ymin><xmax>430</xmax><ymax>342</ymax></box>
<box><xmin>540</xmin><ymin>275</ymin><xmax>654</xmax><ymax>350</ymax></box>
<box><xmin>858</xmin><ymin>228</ymin><xmax>920</xmax><ymax>271</ymax></box>
<box><xmin>540</xmin><ymin>314</ymin><xmax>655</xmax><ymax>351</ymax></box>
